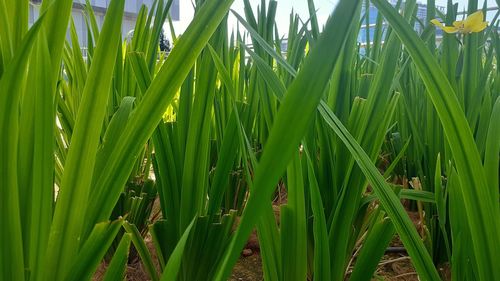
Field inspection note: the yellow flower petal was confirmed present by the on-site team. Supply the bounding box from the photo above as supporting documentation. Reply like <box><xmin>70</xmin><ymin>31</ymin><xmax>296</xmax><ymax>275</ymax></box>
<box><xmin>453</xmin><ymin>20</ymin><xmax>464</xmax><ymax>28</ymax></box>
<box><xmin>463</xmin><ymin>11</ymin><xmax>488</xmax><ymax>33</ymax></box>
<box><xmin>431</xmin><ymin>19</ymin><xmax>458</xmax><ymax>33</ymax></box>
<box><xmin>432</xmin><ymin>11</ymin><xmax>487</xmax><ymax>34</ymax></box>
<box><xmin>442</xmin><ymin>26</ymin><xmax>459</xmax><ymax>33</ymax></box>
<box><xmin>430</xmin><ymin>19</ymin><xmax>445</xmax><ymax>28</ymax></box>
<box><xmin>464</xmin><ymin>11</ymin><xmax>484</xmax><ymax>27</ymax></box>
<box><xmin>469</xmin><ymin>21</ymin><xmax>488</xmax><ymax>32</ymax></box>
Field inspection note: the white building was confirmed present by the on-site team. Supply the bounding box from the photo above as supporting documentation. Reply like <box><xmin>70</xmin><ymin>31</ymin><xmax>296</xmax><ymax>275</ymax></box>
<box><xmin>29</xmin><ymin>0</ymin><xmax>180</xmax><ymax>48</ymax></box>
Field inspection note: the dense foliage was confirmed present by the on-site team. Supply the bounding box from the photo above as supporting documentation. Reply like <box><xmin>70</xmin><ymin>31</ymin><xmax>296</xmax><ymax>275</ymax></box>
<box><xmin>0</xmin><ymin>0</ymin><xmax>499</xmax><ymax>280</ymax></box>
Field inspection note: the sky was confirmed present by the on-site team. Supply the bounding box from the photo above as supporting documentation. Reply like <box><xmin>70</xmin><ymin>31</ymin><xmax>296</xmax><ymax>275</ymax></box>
<box><xmin>170</xmin><ymin>0</ymin><xmax>499</xmax><ymax>37</ymax></box>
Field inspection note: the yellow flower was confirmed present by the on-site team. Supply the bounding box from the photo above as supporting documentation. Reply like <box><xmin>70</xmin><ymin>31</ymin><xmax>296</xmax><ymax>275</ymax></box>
<box><xmin>431</xmin><ymin>11</ymin><xmax>488</xmax><ymax>34</ymax></box>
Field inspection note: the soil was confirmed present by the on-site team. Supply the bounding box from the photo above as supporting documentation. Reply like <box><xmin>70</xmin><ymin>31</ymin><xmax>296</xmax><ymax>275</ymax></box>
<box><xmin>93</xmin><ymin>247</ymin><xmax>264</xmax><ymax>281</ymax></box>
<box><xmin>372</xmin><ymin>238</ymin><xmax>419</xmax><ymax>281</ymax></box>
<box><xmin>93</xmin><ymin>232</ymin><xmax>421</xmax><ymax>281</ymax></box>
<box><xmin>229</xmin><ymin>252</ymin><xmax>263</xmax><ymax>281</ymax></box>
<box><xmin>92</xmin><ymin>206</ymin><xmax>449</xmax><ymax>280</ymax></box>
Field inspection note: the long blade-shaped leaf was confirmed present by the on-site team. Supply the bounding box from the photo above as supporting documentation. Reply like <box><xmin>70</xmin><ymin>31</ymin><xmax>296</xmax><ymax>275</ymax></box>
<box><xmin>40</xmin><ymin>0</ymin><xmax>75</xmax><ymax>79</ymax></box>
<box><xmin>484</xmin><ymin>97</ymin><xmax>500</xmax><ymax>196</ymax></box>
<box><xmin>349</xmin><ymin>213</ymin><xmax>395</xmax><ymax>281</ymax></box>
<box><xmin>123</xmin><ymin>222</ymin><xmax>159</xmax><ymax>281</ymax></box>
<box><xmin>28</xmin><ymin>32</ymin><xmax>56</xmax><ymax>279</ymax></box>
<box><xmin>281</xmin><ymin>152</ymin><xmax>307</xmax><ymax>281</ymax></box>
<box><xmin>159</xmin><ymin>219</ymin><xmax>195</xmax><ymax>281</ymax></box>
<box><xmin>214</xmin><ymin>1</ymin><xmax>361</xmax><ymax>279</ymax></box>
<box><xmin>86</xmin><ymin>0</ymin><xmax>235</xmax><ymax>231</ymax></box>
<box><xmin>102</xmin><ymin>233</ymin><xmax>132</xmax><ymax>281</ymax></box>
<box><xmin>304</xmin><ymin>149</ymin><xmax>331</xmax><ymax>281</ymax></box>
<box><xmin>43</xmin><ymin>0</ymin><xmax>125</xmax><ymax>279</ymax></box>
<box><xmin>67</xmin><ymin>219</ymin><xmax>124</xmax><ymax>281</ymax></box>
<box><xmin>372</xmin><ymin>1</ymin><xmax>500</xmax><ymax>279</ymax></box>
<box><xmin>317</xmin><ymin>102</ymin><xmax>441</xmax><ymax>280</ymax></box>
<box><xmin>0</xmin><ymin>15</ymin><xmax>46</xmax><ymax>281</ymax></box>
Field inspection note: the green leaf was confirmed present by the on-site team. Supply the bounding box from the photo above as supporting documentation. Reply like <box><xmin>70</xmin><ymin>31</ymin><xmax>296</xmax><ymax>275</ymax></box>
<box><xmin>372</xmin><ymin>1</ymin><xmax>500</xmax><ymax>279</ymax></box>
<box><xmin>86</xmin><ymin>0</ymin><xmax>235</xmax><ymax>232</ymax></box>
<box><xmin>349</xmin><ymin>213</ymin><xmax>395</xmax><ymax>281</ymax></box>
<box><xmin>27</xmin><ymin>32</ymin><xmax>56</xmax><ymax>279</ymax></box>
<box><xmin>40</xmin><ymin>0</ymin><xmax>75</xmax><ymax>79</ymax></box>
<box><xmin>281</xmin><ymin>152</ymin><xmax>308</xmax><ymax>281</ymax></box>
<box><xmin>0</xmin><ymin>14</ymin><xmax>46</xmax><ymax>281</ymax></box>
<box><xmin>93</xmin><ymin>96</ymin><xmax>136</xmax><ymax>187</ymax></box>
<box><xmin>123</xmin><ymin>222</ymin><xmax>159</xmax><ymax>281</ymax></box>
<box><xmin>67</xmin><ymin>219</ymin><xmax>124</xmax><ymax>281</ymax></box>
<box><xmin>304</xmin><ymin>149</ymin><xmax>331</xmax><ymax>281</ymax></box>
<box><xmin>484</xmin><ymin>97</ymin><xmax>500</xmax><ymax>197</ymax></box>
<box><xmin>43</xmin><ymin>0</ymin><xmax>125</xmax><ymax>279</ymax></box>
<box><xmin>317</xmin><ymin>101</ymin><xmax>441</xmax><ymax>280</ymax></box>
<box><xmin>102</xmin><ymin>233</ymin><xmax>132</xmax><ymax>281</ymax></box>
<box><xmin>398</xmin><ymin>189</ymin><xmax>436</xmax><ymax>203</ymax></box>
<box><xmin>214</xmin><ymin>1</ymin><xmax>362</xmax><ymax>279</ymax></box>
<box><xmin>232</xmin><ymin>10</ymin><xmax>297</xmax><ymax>77</ymax></box>
<box><xmin>159</xmin><ymin>219</ymin><xmax>195</xmax><ymax>281</ymax></box>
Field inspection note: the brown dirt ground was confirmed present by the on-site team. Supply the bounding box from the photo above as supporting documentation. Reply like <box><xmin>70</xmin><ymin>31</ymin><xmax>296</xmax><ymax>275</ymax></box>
<box><xmin>93</xmin><ymin>204</ymin><xmax>450</xmax><ymax>281</ymax></box>
<box><xmin>93</xmin><ymin>235</ymin><xmax>418</xmax><ymax>281</ymax></box>
<box><xmin>93</xmin><ymin>247</ymin><xmax>264</xmax><ymax>281</ymax></box>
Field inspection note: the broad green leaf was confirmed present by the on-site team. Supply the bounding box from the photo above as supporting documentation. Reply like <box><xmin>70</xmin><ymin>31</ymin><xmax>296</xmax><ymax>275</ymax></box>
<box><xmin>93</xmin><ymin>96</ymin><xmax>136</xmax><ymax>185</ymax></box>
<box><xmin>159</xmin><ymin>219</ymin><xmax>195</xmax><ymax>281</ymax></box>
<box><xmin>43</xmin><ymin>0</ymin><xmax>125</xmax><ymax>279</ymax></box>
<box><xmin>67</xmin><ymin>219</ymin><xmax>123</xmax><ymax>281</ymax></box>
<box><xmin>6</xmin><ymin>0</ymin><xmax>28</xmax><ymax>51</ymax></box>
<box><xmin>0</xmin><ymin>14</ymin><xmax>46</xmax><ymax>281</ymax></box>
<box><xmin>28</xmin><ymin>33</ymin><xmax>56</xmax><ymax>279</ymax></box>
<box><xmin>40</xmin><ymin>0</ymin><xmax>75</xmax><ymax>79</ymax></box>
<box><xmin>102</xmin><ymin>233</ymin><xmax>132</xmax><ymax>281</ymax></box>
<box><xmin>281</xmin><ymin>152</ymin><xmax>307</xmax><ymax>281</ymax></box>
<box><xmin>349</xmin><ymin>213</ymin><xmax>395</xmax><ymax>281</ymax></box>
